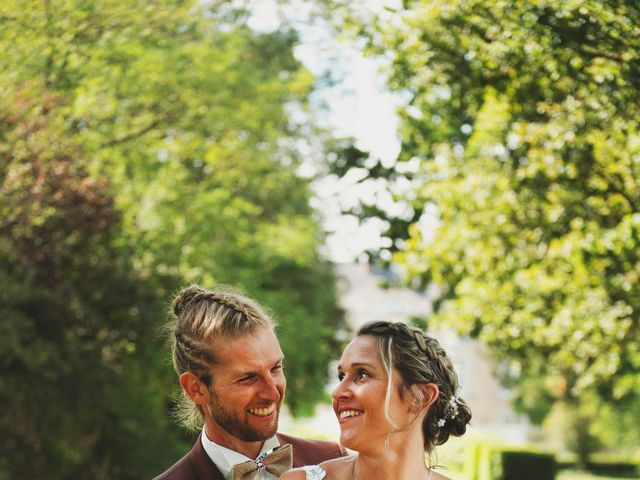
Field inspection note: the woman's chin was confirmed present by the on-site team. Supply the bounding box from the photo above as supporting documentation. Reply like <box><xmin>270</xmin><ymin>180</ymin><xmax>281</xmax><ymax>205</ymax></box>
<box><xmin>339</xmin><ymin>431</ymin><xmax>360</xmax><ymax>451</ymax></box>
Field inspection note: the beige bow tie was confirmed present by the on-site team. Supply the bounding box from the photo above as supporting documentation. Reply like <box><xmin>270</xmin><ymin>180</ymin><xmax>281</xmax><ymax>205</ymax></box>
<box><xmin>231</xmin><ymin>444</ymin><xmax>293</xmax><ymax>480</ymax></box>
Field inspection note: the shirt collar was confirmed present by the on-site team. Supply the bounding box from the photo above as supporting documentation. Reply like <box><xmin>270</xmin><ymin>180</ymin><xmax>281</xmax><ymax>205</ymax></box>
<box><xmin>200</xmin><ymin>427</ymin><xmax>280</xmax><ymax>480</ymax></box>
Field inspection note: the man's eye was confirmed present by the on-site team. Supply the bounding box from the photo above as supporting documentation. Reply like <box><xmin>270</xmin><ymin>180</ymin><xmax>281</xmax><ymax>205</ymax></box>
<box><xmin>337</xmin><ymin>372</ymin><xmax>345</xmax><ymax>381</ymax></box>
<box><xmin>272</xmin><ymin>364</ymin><xmax>283</xmax><ymax>372</ymax></box>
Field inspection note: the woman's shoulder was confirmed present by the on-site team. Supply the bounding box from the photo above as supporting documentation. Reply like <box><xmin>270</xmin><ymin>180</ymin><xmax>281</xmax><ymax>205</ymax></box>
<box><xmin>318</xmin><ymin>455</ymin><xmax>356</xmax><ymax>476</ymax></box>
<box><xmin>279</xmin><ymin>464</ymin><xmax>327</xmax><ymax>480</ymax></box>
<box><xmin>428</xmin><ymin>470</ymin><xmax>453</xmax><ymax>480</ymax></box>
<box><xmin>279</xmin><ymin>466</ymin><xmax>315</xmax><ymax>480</ymax></box>
<box><xmin>279</xmin><ymin>456</ymin><xmax>356</xmax><ymax>480</ymax></box>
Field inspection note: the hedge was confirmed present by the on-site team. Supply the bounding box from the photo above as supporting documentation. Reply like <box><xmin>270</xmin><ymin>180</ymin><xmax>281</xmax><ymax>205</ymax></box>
<box><xmin>469</xmin><ymin>445</ymin><xmax>557</xmax><ymax>480</ymax></box>
<box><xmin>558</xmin><ymin>460</ymin><xmax>639</xmax><ymax>478</ymax></box>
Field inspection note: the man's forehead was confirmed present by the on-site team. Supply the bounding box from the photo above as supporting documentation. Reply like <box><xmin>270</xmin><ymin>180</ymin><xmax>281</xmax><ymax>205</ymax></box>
<box><xmin>222</xmin><ymin>353</ymin><xmax>284</xmax><ymax>372</ymax></box>
<box><xmin>210</xmin><ymin>328</ymin><xmax>283</xmax><ymax>370</ymax></box>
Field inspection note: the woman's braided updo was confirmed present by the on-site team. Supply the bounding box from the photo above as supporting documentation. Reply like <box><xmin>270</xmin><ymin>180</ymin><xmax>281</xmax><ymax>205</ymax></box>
<box><xmin>357</xmin><ymin>321</ymin><xmax>471</xmax><ymax>453</ymax></box>
<box><xmin>167</xmin><ymin>284</ymin><xmax>275</xmax><ymax>430</ymax></box>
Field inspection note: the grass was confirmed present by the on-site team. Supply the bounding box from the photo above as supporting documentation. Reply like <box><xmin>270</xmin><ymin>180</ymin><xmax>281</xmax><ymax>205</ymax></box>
<box><xmin>444</xmin><ymin>470</ymin><xmax>638</xmax><ymax>479</ymax></box>
<box><xmin>558</xmin><ymin>470</ymin><xmax>639</xmax><ymax>480</ymax></box>
<box><xmin>444</xmin><ymin>470</ymin><xmax>637</xmax><ymax>480</ymax></box>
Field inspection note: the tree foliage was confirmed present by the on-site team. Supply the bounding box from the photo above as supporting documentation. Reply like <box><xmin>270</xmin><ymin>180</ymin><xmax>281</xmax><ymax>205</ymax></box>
<box><xmin>0</xmin><ymin>90</ymin><xmax>182</xmax><ymax>479</ymax></box>
<box><xmin>1</xmin><ymin>1</ymin><xmax>344</xmax><ymax>477</ymax></box>
<box><xmin>335</xmin><ymin>0</ymin><xmax>640</xmax><ymax>417</ymax></box>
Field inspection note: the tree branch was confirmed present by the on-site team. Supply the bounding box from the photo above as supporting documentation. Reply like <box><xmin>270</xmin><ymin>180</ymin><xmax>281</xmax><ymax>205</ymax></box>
<box><xmin>98</xmin><ymin>118</ymin><xmax>164</xmax><ymax>148</ymax></box>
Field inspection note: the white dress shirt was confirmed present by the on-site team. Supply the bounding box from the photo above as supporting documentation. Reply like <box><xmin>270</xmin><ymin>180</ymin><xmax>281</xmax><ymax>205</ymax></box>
<box><xmin>200</xmin><ymin>427</ymin><xmax>281</xmax><ymax>480</ymax></box>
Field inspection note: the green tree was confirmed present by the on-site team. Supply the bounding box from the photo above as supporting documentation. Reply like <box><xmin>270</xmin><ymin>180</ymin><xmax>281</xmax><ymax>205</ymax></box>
<box><xmin>333</xmin><ymin>0</ymin><xmax>640</xmax><ymax>454</ymax></box>
<box><xmin>1</xmin><ymin>0</ymin><xmax>345</xmax><ymax>476</ymax></box>
<box><xmin>0</xmin><ymin>89</ymin><xmax>183</xmax><ymax>479</ymax></box>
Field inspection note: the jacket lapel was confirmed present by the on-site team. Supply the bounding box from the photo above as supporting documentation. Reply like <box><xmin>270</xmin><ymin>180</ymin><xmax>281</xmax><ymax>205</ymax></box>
<box><xmin>191</xmin><ymin>433</ymin><xmax>226</xmax><ymax>480</ymax></box>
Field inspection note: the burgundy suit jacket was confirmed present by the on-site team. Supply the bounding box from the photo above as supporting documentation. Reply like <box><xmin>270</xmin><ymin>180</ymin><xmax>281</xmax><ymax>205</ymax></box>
<box><xmin>153</xmin><ymin>432</ymin><xmax>346</xmax><ymax>480</ymax></box>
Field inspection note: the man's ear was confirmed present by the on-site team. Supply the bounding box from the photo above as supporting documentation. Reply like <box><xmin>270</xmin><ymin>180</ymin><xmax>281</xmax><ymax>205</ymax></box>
<box><xmin>179</xmin><ymin>372</ymin><xmax>209</xmax><ymax>406</ymax></box>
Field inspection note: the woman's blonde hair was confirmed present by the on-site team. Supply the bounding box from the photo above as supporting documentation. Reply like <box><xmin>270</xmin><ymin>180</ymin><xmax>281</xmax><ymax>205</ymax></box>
<box><xmin>356</xmin><ymin>321</ymin><xmax>472</xmax><ymax>453</ymax></box>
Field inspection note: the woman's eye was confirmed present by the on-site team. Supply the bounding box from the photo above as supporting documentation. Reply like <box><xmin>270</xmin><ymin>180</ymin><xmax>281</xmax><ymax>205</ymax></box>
<box><xmin>337</xmin><ymin>372</ymin><xmax>345</xmax><ymax>381</ymax></box>
<box><xmin>356</xmin><ymin>369</ymin><xmax>370</xmax><ymax>380</ymax></box>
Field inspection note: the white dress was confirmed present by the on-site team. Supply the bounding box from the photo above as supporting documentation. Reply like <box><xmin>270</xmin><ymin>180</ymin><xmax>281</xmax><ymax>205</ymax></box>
<box><xmin>301</xmin><ymin>465</ymin><xmax>326</xmax><ymax>479</ymax></box>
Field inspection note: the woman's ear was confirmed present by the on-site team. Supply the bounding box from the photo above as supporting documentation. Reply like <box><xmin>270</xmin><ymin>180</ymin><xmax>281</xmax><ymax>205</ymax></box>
<box><xmin>420</xmin><ymin>383</ymin><xmax>439</xmax><ymax>410</ymax></box>
<box><xmin>408</xmin><ymin>383</ymin><xmax>440</xmax><ymax>413</ymax></box>
<box><xmin>179</xmin><ymin>371</ymin><xmax>209</xmax><ymax>406</ymax></box>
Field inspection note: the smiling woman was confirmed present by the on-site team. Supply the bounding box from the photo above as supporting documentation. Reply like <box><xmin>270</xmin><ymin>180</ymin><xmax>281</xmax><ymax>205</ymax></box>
<box><xmin>280</xmin><ymin>320</ymin><xmax>471</xmax><ymax>480</ymax></box>
<box><xmin>333</xmin><ymin>336</ymin><xmax>416</xmax><ymax>453</ymax></box>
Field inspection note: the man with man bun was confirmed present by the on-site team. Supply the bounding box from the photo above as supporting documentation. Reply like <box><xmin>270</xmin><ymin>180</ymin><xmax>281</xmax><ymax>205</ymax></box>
<box><xmin>154</xmin><ymin>284</ymin><xmax>345</xmax><ymax>480</ymax></box>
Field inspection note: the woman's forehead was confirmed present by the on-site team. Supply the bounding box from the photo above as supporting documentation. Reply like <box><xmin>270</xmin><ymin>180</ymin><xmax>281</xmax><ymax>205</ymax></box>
<box><xmin>339</xmin><ymin>335</ymin><xmax>381</xmax><ymax>366</ymax></box>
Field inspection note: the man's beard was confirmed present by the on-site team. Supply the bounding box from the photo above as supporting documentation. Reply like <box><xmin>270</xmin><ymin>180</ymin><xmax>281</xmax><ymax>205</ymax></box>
<box><xmin>208</xmin><ymin>396</ymin><xmax>280</xmax><ymax>442</ymax></box>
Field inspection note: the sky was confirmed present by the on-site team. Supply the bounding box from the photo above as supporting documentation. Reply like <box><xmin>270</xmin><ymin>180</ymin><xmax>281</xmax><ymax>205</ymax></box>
<box><xmin>296</xmin><ymin>28</ymin><xmax>403</xmax><ymax>263</ymax></box>
<box><xmin>246</xmin><ymin>1</ymin><xmax>405</xmax><ymax>263</ymax></box>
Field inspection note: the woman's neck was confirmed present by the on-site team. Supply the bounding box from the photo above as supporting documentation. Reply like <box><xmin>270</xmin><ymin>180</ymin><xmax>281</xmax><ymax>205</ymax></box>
<box><xmin>351</xmin><ymin>435</ymin><xmax>430</xmax><ymax>480</ymax></box>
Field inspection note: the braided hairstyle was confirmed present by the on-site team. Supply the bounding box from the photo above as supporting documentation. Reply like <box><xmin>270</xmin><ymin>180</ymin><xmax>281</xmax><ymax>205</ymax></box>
<box><xmin>357</xmin><ymin>321</ymin><xmax>471</xmax><ymax>453</ymax></box>
<box><xmin>168</xmin><ymin>284</ymin><xmax>275</xmax><ymax>430</ymax></box>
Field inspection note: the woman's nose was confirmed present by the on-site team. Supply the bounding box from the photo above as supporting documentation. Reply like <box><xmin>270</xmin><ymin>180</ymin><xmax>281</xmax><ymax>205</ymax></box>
<box><xmin>332</xmin><ymin>379</ymin><xmax>351</xmax><ymax>401</ymax></box>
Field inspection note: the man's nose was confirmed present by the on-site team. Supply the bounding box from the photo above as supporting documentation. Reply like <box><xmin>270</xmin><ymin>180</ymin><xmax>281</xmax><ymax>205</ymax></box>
<box><xmin>260</xmin><ymin>375</ymin><xmax>282</xmax><ymax>401</ymax></box>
